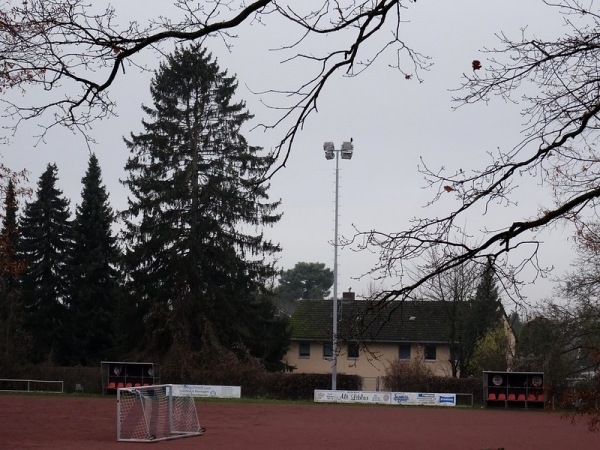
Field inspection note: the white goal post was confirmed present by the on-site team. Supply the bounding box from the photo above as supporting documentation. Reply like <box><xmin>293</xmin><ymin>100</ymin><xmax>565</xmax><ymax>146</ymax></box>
<box><xmin>117</xmin><ymin>384</ymin><xmax>203</xmax><ymax>442</ymax></box>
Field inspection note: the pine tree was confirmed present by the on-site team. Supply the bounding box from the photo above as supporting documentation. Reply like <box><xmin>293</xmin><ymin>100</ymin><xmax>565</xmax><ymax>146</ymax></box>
<box><xmin>460</xmin><ymin>262</ymin><xmax>503</xmax><ymax>376</ymax></box>
<box><xmin>0</xmin><ymin>180</ymin><xmax>23</xmax><ymax>299</ymax></box>
<box><xmin>274</xmin><ymin>262</ymin><xmax>334</xmax><ymax>316</ymax></box>
<box><xmin>0</xmin><ymin>179</ymin><xmax>30</xmax><ymax>368</ymax></box>
<box><xmin>68</xmin><ymin>154</ymin><xmax>121</xmax><ymax>365</ymax></box>
<box><xmin>19</xmin><ymin>164</ymin><xmax>72</xmax><ymax>364</ymax></box>
<box><xmin>121</xmin><ymin>44</ymin><xmax>285</xmax><ymax>370</ymax></box>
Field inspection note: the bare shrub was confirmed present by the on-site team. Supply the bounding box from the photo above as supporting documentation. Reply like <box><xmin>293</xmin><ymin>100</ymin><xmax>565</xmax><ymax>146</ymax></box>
<box><xmin>382</xmin><ymin>357</ymin><xmax>433</xmax><ymax>392</ymax></box>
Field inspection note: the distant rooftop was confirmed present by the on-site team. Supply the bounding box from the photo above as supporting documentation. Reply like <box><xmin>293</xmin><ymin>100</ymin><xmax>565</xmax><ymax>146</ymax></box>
<box><xmin>290</xmin><ymin>299</ymin><xmax>468</xmax><ymax>344</ymax></box>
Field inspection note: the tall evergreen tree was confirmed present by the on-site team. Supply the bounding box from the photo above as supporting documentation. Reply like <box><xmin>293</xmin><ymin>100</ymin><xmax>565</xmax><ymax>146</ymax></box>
<box><xmin>274</xmin><ymin>262</ymin><xmax>334</xmax><ymax>316</ymax></box>
<box><xmin>460</xmin><ymin>262</ymin><xmax>503</xmax><ymax>376</ymax></box>
<box><xmin>19</xmin><ymin>164</ymin><xmax>72</xmax><ymax>364</ymax></box>
<box><xmin>0</xmin><ymin>180</ymin><xmax>23</xmax><ymax>299</ymax></box>
<box><xmin>121</xmin><ymin>45</ymin><xmax>286</xmax><ymax>370</ymax></box>
<box><xmin>68</xmin><ymin>154</ymin><xmax>121</xmax><ymax>365</ymax></box>
<box><xmin>0</xmin><ymin>179</ymin><xmax>30</xmax><ymax>369</ymax></box>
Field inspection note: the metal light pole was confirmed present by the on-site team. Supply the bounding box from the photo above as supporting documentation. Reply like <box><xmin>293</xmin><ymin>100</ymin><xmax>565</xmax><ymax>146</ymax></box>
<box><xmin>323</xmin><ymin>140</ymin><xmax>353</xmax><ymax>391</ymax></box>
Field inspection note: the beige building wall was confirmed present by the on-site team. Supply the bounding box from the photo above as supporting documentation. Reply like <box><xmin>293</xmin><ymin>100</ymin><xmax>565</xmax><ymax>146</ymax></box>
<box><xmin>284</xmin><ymin>341</ymin><xmax>455</xmax><ymax>379</ymax></box>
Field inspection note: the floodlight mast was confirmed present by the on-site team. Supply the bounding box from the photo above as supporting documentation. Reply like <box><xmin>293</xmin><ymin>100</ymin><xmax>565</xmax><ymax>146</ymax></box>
<box><xmin>323</xmin><ymin>141</ymin><xmax>353</xmax><ymax>391</ymax></box>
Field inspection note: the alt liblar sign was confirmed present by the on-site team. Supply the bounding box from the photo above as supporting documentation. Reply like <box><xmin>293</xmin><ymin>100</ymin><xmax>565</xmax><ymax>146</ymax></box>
<box><xmin>314</xmin><ymin>390</ymin><xmax>456</xmax><ymax>407</ymax></box>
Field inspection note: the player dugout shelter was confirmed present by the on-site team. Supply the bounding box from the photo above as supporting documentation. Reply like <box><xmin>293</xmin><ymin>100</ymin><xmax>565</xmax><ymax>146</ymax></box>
<box><xmin>101</xmin><ymin>361</ymin><xmax>160</xmax><ymax>395</ymax></box>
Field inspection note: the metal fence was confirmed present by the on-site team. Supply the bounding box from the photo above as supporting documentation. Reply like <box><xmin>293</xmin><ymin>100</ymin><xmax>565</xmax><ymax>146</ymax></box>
<box><xmin>0</xmin><ymin>378</ymin><xmax>64</xmax><ymax>393</ymax></box>
<box><xmin>361</xmin><ymin>376</ymin><xmax>382</xmax><ymax>391</ymax></box>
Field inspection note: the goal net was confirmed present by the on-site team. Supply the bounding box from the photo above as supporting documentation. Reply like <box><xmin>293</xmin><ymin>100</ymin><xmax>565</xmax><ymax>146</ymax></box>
<box><xmin>117</xmin><ymin>384</ymin><xmax>203</xmax><ymax>442</ymax></box>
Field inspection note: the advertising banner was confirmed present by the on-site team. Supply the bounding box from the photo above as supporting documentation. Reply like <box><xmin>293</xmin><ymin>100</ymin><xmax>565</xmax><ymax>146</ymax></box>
<box><xmin>390</xmin><ymin>392</ymin><xmax>456</xmax><ymax>406</ymax></box>
<box><xmin>314</xmin><ymin>390</ymin><xmax>456</xmax><ymax>407</ymax></box>
<box><xmin>171</xmin><ymin>384</ymin><xmax>241</xmax><ymax>398</ymax></box>
<box><xmin>314</xmin><ymin>390</ymin><xmax>391</xmax><ymax>405</ymax></box>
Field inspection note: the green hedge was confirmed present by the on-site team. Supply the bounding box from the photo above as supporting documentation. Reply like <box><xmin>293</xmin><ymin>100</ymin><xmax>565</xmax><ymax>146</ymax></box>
<box><xmin>384</xmin><ymin>373</ymin><xmax>482</xmax><ymax>396</ymax></box>
<box><xmin>263</xmin><ymin>373</ymin><xmax>362</xmax><ymax>400</ymax></box>
<box><xmin>3</xmin><ymin>365</ymin><xmax>362</xmax><ymax>400</ymax></box>
<box><xmin>7</xmin><ymin>363</ymin><xmax>482</xmax><ymax>402</ymax></box>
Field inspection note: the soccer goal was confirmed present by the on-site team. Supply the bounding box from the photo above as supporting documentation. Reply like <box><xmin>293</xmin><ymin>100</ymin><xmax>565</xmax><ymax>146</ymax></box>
<box><xmin>117</xmin><ymin>384</ymin><xmax>203</xmax><ymax>442</ymax></box>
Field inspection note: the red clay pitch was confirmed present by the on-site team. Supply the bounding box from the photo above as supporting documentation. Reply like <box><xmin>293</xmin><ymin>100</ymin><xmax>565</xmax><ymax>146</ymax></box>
<box><xmin>0</xmin><ymin>394</ymin><xmax>598</xmax><ymax>449</ymax></box>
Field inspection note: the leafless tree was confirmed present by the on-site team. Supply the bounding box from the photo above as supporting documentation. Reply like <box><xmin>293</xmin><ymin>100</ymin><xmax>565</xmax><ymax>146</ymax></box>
<box><xmin>356</xmin><ymin>0</ymin><xmax>600</xmax><ymax>305</ymax></box>
<box><xmin>0</xmin><ymin>0</ymin><xmax>426</xmax><ymax>165</ymax></box>
<box><xmin>415</xmin><ymin>249</ymin><xmax>480</xmax><ymax>377</ymax></box>
<box><xmin>551</xmin><ymin>222</ymin><xmax>600</xmax><ymax>374</ymax></box>
<box><xmin>531</xmin><ymin>281</ymin><xmax>600</xmax><ymax>428</ymax></box>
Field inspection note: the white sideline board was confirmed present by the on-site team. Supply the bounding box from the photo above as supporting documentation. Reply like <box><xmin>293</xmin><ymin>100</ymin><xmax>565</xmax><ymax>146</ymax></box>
<box><xmin>171</xmin><ymin>384</ymin><xmax>241</xmax><ymax>398</ymax></box>
<box><xmin>390</xmin><ymin>392</ymin><xmax>456</xmax><ymax>406</ymax></box>
<box><xmin>314</xmin><ymin>390</ymin><xmax>457</xmax><ymax>407</ymax></box>
<box><xmin>314</xmin><ymin>390</ymin><xmax>391</xmax><ymax>405</ymax></box>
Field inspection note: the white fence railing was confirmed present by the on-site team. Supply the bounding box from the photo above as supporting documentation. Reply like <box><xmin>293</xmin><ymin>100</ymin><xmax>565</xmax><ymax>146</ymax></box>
<box><xmin>0</xmin><ymin>378</ymin><xmax>64</xmax><ymax>393</ymax></box>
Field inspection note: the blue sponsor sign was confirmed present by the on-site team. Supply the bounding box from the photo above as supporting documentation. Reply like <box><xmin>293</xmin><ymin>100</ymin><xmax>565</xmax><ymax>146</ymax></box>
<box><xmin>393</xmin><ymin>393</ymin><xmax>410</xmax><ymax>404</ymax></box>
<box><xmin>439</xmin><ymin>395</ymin><xmax>456</xmax><ymax>405</ymax></box>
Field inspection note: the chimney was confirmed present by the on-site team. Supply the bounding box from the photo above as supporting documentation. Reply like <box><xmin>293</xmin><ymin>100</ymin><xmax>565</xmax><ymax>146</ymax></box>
<box><xmin>342</xmin><ymin>288</ymin><xmax>355</xmax><ymax>301</ymax></box>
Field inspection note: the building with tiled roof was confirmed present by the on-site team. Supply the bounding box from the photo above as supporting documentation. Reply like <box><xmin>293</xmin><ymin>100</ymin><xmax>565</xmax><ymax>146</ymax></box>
<box><xmin>284</xmin><ymin>291</ymin><xmax>515</xmax><ymax>384</ymax></box>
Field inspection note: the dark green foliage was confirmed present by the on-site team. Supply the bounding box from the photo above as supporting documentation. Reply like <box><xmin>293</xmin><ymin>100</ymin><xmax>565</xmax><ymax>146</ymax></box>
<box><xmin>263</xmin><ymin>373</ymin><xmax>361</xmax><ymax>400</ymax></box>
<box><xmin>274</xmin><ymin>262</ymin><xmax>334</xmax><ymax>315</ymax></box>
<box><xmin>513</xmin><ymin>316</ymin><xmax>575</xmax><ymax>388</ymax></box>
<box><xmin>460</xmin><ymin>262</ymin><xmax>503</xmax><ymax>376</ymax></box>
<box><xmin>383</xmin><ymin>359</ymin><xmax>482</xmax><ymax>400</ymax></box>
<box><xmin>0</xmin><ymin>180</ymin><xmax>23</xmax><ymax>291</ymax></box>
<box><xmin>515</xmin><ymin>316</ymin><xmax>557</xmax><ymax>365</ymax></box>
<box><xmin>19</xmin><ymin>164</ymin><xmax>73</xmax><ymax>364</ymax></box>
<box><xmin>228</xmin><ymin>292</ymin><xmax>291</xmax><ymax>372</ymax></box>
<box><xmin>120</xmin><ymin>44</ymin><xmax>286</xmax><ymax>369</ymax></box>
<box><xmin>68</xmin><ymin>154</ymin><xmax>121</xmax><ymax>365</ymax></box>
<box><xmin>0</xmin><ymin>180</ymin><xmax>30</xmax><ymax>369</ymax></box>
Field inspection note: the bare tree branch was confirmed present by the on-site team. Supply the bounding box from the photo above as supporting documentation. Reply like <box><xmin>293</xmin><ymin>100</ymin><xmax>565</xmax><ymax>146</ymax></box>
<box><xmin>0</xmin><ymin>0</ymin><xmax>426</xmax><ymax>161</ymax></box>
<box><xmin>351</xmin><ymin>0</ymin><xmax>600</xmax><ymax>307</ymax></box>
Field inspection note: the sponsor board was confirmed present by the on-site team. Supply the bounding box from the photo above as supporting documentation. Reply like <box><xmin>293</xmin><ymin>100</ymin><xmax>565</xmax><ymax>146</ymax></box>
<box><xmin>391</xmin><ymin>392</ymin><xmax>456</xmax><ymax>407</ymax></box>
<box><xmin>314</xmin><ymin>389</ymin><xmax>339</xmax><ymax>403</ymax></box>
<box><xmin>314</xmin><ymin>390</ymin><xmax>391</xmax><ymax>405</ymax></box>
<box><xmin>314</xmin><ymin>390</ymin><xmax>455</xmax><ymax>406</ymax></box>
<box><xmin>171</xmin><ymin>384</ymin><xmax>241</xmax><ymax>398</ymax></box>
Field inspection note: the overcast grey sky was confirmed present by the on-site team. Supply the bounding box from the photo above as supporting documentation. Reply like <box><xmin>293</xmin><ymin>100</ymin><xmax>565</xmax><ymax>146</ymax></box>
<box><xmin>1</xmin><ymin>0</ymin><xmax>575</xmax><ymax>310</ymax></box>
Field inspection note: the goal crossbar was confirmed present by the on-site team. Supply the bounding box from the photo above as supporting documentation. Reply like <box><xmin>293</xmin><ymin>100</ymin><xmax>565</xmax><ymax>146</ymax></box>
<box><xmin>117</xmin><ymin>384</ymin><xmax>203</xmax><ymax>442</ymax></box>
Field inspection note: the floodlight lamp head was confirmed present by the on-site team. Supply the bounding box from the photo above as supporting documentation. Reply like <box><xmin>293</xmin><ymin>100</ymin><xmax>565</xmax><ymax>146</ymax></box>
<box><xmin>341</xmin><ymin>141</ymin><xmax>353</xmax><ymax>160</ymax></box>
<box><xmin>323</xmin><ymin>141</ymin><xmax>335</xmax><ymax>160</ymax></box>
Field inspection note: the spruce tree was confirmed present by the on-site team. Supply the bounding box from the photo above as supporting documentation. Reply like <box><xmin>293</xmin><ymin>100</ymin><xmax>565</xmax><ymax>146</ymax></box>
<box><xmin>19</xmin><ymin>164</ymin><xmax>72</xmax><ymax>364</ymax></box>
<box><xmin>460</xmin><ymin>262</ymin><xmax>503</xmax><ymax>376</ymax></box>
<box><xmin>68</xmin><ymin>154</ymin><xmax>121</xmax><ymax>365</ymax></box>
<box><xmin>0</xmin><ymin>179</ymin><xmax>30</xmax><ymax>368</ymax></box>
<box><xmin>0</xmin><ymin>180</ymin><xmax>22</xmax><ymax>300</ymax></box>
<box><xmin>121</xmin><ymin>45</ymin><xmax>285</xmax><ymax>370</ymax></box>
